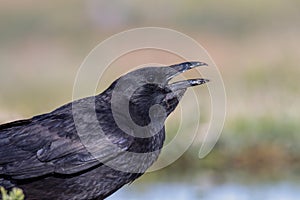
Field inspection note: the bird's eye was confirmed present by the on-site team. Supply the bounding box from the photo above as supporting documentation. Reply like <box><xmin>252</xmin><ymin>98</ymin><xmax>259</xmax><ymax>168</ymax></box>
<box><xmin>147</xmin><ymin>75</ymin><xmax>155</xmax><ymax>83</ymax></box>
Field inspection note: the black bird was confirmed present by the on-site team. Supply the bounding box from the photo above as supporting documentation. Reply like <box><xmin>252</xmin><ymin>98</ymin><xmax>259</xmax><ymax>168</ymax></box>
<box><xmin>0</xmin><ymin>62</ymin><xmax>209</xmax><ymax>200</ymax></box>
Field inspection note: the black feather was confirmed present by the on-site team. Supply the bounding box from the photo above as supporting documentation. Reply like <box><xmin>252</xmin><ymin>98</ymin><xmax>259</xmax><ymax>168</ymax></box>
<box><xmin>0</xmin><ymin>62</ymin><xmax>208</xmax><ymax>200</ymax></box>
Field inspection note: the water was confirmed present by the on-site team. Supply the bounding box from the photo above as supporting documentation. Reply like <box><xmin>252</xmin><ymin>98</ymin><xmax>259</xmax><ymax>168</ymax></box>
<box><xmin>108</xmin><ymin>182</ymin><xmax>300</xmax><ymax>200</ymax></box>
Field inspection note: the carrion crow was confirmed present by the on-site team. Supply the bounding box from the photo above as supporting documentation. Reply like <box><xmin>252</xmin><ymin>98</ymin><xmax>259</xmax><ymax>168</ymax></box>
<box><xmin>0</xmin><ymin>62</ymin><xmax>209</xmax><ymax>200</ymax></box>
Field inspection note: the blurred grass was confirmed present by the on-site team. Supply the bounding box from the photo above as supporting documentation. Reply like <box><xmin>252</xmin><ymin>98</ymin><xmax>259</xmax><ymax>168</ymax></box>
<box><xmin>0</xmin><ymin>187</ymin><xmax>24</xmax><ymax>200</ymax></box>
<box><xmin>0</xmin><ymin>0</ymin><xmax>299</xmax><ymax>183</ymax></box>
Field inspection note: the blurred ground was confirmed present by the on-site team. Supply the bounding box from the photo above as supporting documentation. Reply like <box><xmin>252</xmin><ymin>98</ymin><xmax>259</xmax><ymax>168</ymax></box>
<box><xmin>0</xmin><ymin>0</ymin><xmax>300</xmax><ymax>195</ymax></box>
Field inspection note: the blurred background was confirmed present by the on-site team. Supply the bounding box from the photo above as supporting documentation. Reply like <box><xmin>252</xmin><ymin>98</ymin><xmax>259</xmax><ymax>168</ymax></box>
<box><xmin>0</xmin><ymin>0</ymin><xmax>300</xmax><ymax>199</ymax></box>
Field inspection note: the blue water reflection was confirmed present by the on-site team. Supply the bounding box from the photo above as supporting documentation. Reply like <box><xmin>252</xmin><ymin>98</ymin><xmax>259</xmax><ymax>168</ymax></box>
<box><xmin>108</xmin><ymin>182</ymin><xmax>300</xmax><ymax>200</ymax></box>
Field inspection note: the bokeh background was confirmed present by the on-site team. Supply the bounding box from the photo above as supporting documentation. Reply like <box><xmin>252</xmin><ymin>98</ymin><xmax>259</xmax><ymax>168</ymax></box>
<box><xmin>0</xmin><ymin>1</ymin><xmax>300</xmax><ymax>199</ymax></box>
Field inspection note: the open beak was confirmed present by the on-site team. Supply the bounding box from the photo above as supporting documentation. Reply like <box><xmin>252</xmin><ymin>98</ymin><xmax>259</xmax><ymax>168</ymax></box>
<box><xmin>167</xmin><ymin>61</ymin><xmax>209</xmax><ymax>91</ymax></box>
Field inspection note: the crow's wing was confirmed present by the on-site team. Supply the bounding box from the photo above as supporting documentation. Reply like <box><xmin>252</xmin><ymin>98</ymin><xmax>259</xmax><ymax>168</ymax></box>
<box><xmin>0</xmin><ymin>101</ymin><xmax>133</xmax><ymax>180</ymax></box>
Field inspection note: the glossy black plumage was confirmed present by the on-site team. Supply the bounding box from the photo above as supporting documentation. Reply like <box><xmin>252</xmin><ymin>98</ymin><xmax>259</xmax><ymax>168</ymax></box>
<box><xmin>0</xmin><ymin>62</ymin><xmax>208</xmax><ymax>200</ymax></box>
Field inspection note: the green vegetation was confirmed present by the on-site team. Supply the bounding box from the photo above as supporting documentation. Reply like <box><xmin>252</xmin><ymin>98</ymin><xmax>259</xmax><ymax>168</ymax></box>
<box><xmin>0</xmin><ymin>187</ymin><xmax>24</xmax><ymax>200</ymax></box>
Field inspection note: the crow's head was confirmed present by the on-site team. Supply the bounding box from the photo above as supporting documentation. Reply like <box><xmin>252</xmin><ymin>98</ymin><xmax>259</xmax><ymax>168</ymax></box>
<box><xmin>109</xmin><ymin>62</ymin><xmax>209</xmax><ymax>129</ymax></box>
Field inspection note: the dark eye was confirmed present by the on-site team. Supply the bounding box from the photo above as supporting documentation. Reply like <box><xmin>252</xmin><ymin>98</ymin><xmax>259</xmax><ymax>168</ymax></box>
<box><xmin>147</xmin><ymin>75</ymin><xmax>155</xmax><ymax>83</ymax></box>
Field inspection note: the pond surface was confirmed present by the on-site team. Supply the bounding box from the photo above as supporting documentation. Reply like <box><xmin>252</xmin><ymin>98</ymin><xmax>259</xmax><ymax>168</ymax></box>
<box><xmin>108</xmin><ymin>181</ymin><xmax>300</xmax><ymax>200</ymax></box>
